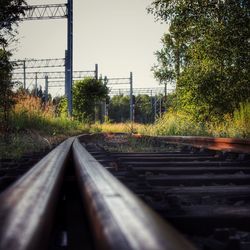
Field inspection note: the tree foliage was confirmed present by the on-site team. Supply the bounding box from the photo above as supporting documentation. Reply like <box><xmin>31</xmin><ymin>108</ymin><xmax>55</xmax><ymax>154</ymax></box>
<box><xmin>0</xmin><ymin>0</ymin><xmax>27</xmax><ymax>131</ymax></box>
<box><xmin>0</xmin><ymin>0</ymin><xmax>27</xmax><ymax>47</ymax></box>
<box><xmin>108</xmin><ymin>95</ymin><xmax>130</xmax><ymax>122</ymax></box>
<box><xmin>0</xmin><ymin>49</ymin><xmax>14</xmax><ymax>131</ymax></box>
<box><xmin>149</xmin><ymin>0</ymin><xmax>250</xmax><ymax>122</ymax></box>
<box><xmin>108</xmin><ymin>94</ymin><xmax>173</xmax><ymax>123</ymax></box>
<box><xmin>134</xmin><ymin>95</ymin><xmax>154</xmax><ymax>123</ymax></box>
<box><xmin>72</xmin><ymin>78</ymin><xmax>109</xmax><ymax>122</ymax></box>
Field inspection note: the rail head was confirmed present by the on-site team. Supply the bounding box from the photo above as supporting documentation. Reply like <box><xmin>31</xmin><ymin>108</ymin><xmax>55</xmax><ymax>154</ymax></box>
<box><xmin>0</xmin><ymin>137</ymin><xmax>74</xmax><ymax>250</ymax></box>
<box><xmin>73</xmin><ymin>137</ymin><xmax>196</xmax><ymax>250</ymax></box>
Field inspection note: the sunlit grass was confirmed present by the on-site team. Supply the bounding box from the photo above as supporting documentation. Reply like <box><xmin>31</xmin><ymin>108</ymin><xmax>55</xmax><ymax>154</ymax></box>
<box><xmin>90</xmin><ymin>122</ymin><xmax>146</xmax><ymax>134</ymax></box>
<box><xmin>91</xmin><ymin>103</ymin><xmax>250</xmax><ymax>139</ymax></box>
<box><xmin>0</xmin><ymin>93</ymin><xmax>88</xmax><ymax>158</ymax></box>
<box><xmin>11</xmin><ymin>93</ymin><xmax>88</xmax><ymax>136</ymax></box>
<box><xmin>1</xmin><ymin>93</ymin><xmax>248</xmax><ymax>159</ymax></box>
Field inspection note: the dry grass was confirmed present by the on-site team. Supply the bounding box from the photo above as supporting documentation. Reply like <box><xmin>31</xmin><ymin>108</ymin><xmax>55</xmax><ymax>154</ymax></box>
<box><xmin>14</xmin><ymin>93</ymin><xmax>54</xmax><ymax>118</ymax></box>
<box><xmin>90</xmin><ymin>122</ymin><xmax>146</xmax><ymax>134</ymax></box>
<box><xmin>11</xmin><ymin>93</ymin><xmax>88</xmax><ymax>135</ymax></box>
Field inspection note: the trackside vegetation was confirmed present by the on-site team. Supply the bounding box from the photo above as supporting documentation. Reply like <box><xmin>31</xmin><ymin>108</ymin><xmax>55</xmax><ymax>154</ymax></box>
<box><xmin>0</xmin><ymin>0</ymin><xmax>249</xmax><ymax>159</ymax></box>
<box><xmin>91</xmin><ymin>102</ymin><xmax>250</xmax><ymax>138</ymax></box>
<box><xmin>148</xmin><ymin>0</ymin><xmax>249</xmax><ymax>123</ymax></box>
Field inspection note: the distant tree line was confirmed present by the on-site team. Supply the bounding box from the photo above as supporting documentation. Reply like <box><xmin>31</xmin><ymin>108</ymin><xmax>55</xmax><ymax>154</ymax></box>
<box><xmin>148</xmin><ymin>0</ymin><xmax>250</xmax><ymax>122</ymax></box>
<box><xmin>107</xmin><ymin>93</ymin><xmax>175</xmax><ymax>123</ymax></box>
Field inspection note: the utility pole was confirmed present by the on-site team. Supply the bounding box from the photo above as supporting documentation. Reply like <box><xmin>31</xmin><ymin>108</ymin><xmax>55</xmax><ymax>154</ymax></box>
<box><xmin>159</xmin><ymin>97</ymin><xmax>162</xmax><ymax>118</ymax></box>
<box><xmin>66</xmin><ymin>0</ymin><xmax>73</xmax><ymax>116</ymax></box>
<box><xmin>95</xmin><ymin>64</ymin><xmax>98</xmax><ymax>80</ymax></box>
<box><xmin>104</xmin><ymin>76</ymin><xmax>108</xmax><ymax>121</ymax></box>
<box><xmin>164</xmin><ymin>82</ymin><xmax>167</xmax><ymax>111</ymax></box>
<box><xmin>65</xmin><ymin>50</ymin><xmax>68</xmax><ymax>96</ymax></box>
<box><xmin>35</xmin><ymin>73</ymin><xmax>38</xmax><ymax>96</ymax></box>
<box><xmin>154</xmin><ymin>95</ymin><xmax>157</xmax><ymax>122</ymax></box>
<box><xmin>45</xmin><ymin>75</ymin><xmax>49</xmax><ymax>102</ymax></box>
<box><xmin>129</xmin><ymin>72</ymin><xmax>133</xmax><ymax>122</ymax></box>
<box><xmin>23</xmin><ymin>60</ymin><xmax>26</xmax><ymax>89</ymax></box>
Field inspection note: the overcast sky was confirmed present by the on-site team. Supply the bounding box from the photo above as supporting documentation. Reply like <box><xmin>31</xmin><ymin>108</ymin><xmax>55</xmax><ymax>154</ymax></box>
<box><xmin>13</xmin><ymin>0</ymin><xmax>168</xmax><ymax>94</ymax></box>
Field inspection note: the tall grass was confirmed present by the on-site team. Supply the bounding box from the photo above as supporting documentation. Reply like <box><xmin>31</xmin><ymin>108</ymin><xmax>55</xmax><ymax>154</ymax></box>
<box><xmin>9</xmin><ymin>93</ymin><xmax>250</xmax><ymax>139</ymax></box>
<box><xmin>11</xmin><ymin>93</ymin><xmax>87</xmax><ymax>135</ymax></box>
<box><xmin>0</xmin><ymin>93</ymin><xmax>89</xmax><ymax>159</ymax></box>
<box><xmin>93</xmin><ymin>103</ymin><xmax>250</xmax><ymax>139</ymax></box>
<box><xmin>233</xmin><ymin>102</ymin><xmax>250</xmax><ymax>138</ymax></box>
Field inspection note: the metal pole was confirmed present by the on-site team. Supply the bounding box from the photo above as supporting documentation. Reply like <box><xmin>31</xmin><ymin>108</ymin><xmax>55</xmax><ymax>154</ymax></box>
<box><xmin>150</xmin><ymin>90</ymin><xmax>153</xmax><ymax>123</ymax></box>
<box><xmin>159</xmin><ymin>97</ymin><xmax>162</xmax><ymax>118</ymax></box>
<box><xmin>23</xmin><ymin>60</ymin><xmax>26</xmax><ymax>89</ymax></box>
<box><xmin>65</xmin><ymin>50</ymin><xmax>68</xmax><ymax>96</ymax></box>
<box><xmin>66</xmin><ymin>0</ymin><xmax>73</xmax><ymax>116</ymax></box>
<box><xmin>164</xmin><ymin>82</ymin><xmax>167</xmax><ymax>111</ymax></box>
<box><xmin>45</xmin><ymin>75</ymin><xmax>48</xmax><ymax>103</ymax></box>
<box><xmin>154</xmin><ymin>95</ymin><xmax>157</xmax><ymax>122</ymax></box>
<box><xmin>95</xmin><ymin>64</ymin><xmax>98</xmax><ymax>80</ymax></box>
<box><xmin>129</xmin><ymin>72</ymin><xmax>133</xmax><ymax>122</ymax></box>
<box><xmin>104</xmin><ymin>76</ymin><xmax>108</xmax><ymax>86</ymax></box>
<box><xmin>35</xmin><ymin>72</ymin><xmax>38</xmax><ymax>96</ymax></box>
<box><xmin>105</xmin><ymin>102</ymin><xmax>108</xmax><ymax>117</ymax></box>
<box><xmin>104</xmin><ymin>76</ymin><xmax>108</xmax><ymax>120</ymax></box>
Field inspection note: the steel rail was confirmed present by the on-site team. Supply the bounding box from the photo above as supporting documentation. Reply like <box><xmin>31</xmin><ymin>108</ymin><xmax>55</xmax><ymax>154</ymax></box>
<box><xmin>73</xmin><ymin>136</ymin><xmax>196</xmax><ymax>250</ymax></box>
<box><xmin>0</xmin><ymin>135</ymin><xmax>198</xmax><ymax>250</ymax></box>
<box><xmin>0</xmin><ymin>138</ymin><xmax>74</xmax><ymax>250</ymax></box>
<box><xmin>133</xmin><ymin>135</ymin><xmax>250</xmax><ymax>154</ymax></box>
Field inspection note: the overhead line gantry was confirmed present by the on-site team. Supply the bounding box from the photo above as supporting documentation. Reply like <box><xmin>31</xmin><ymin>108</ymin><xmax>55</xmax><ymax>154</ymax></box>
<box><xmin>19</xmin><ymin>1</ymin><xmax>73</xmax><ymax>116</ymax></box>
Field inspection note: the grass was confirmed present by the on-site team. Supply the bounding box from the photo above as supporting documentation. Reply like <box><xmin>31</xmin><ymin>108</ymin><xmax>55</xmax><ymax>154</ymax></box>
<box><xmin>90</xmin><ymin>122</ymin><xmax>145</xmax><ymax>134</ymax></box>
<box><xmin>0</xmin><ymin>93</ymin><xmax>89</xmax><ymax>159</ymax></box>
<box><xmin>1</xmin><ymin>93</ymin><xmax>249</xmax><ymax>159</ymax></box>
<box><xmin>90</xmin><ymin>103</ymin><xmax>250</xmax><ymax>139</ymax></box>
<box><xmin>0</xmin><ymin>130</ymin><xmax>51</xmax><ymax>159</ymax></box>
<box><xmin>11</xmin><ymin>93</ymin><xmax>88</xmax><ymax>135</ymax></box>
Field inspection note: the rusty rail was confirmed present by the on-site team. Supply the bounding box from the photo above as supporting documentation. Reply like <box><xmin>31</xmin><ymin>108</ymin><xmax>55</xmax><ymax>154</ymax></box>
<box><xmin>0</xmin><ymin>138</ymin><xmax>74</xmax><ymax>250</ymax></box>
<box><xmin>73</xmin><ymin>136</ymin><xmax>195</xmax><ymax>250</ymax></box>
<box><xmin>133</xmin><ymin>135</ymin><xmax>250</xmax><ymax>153</ymax></box>
<box><xmin>0</xmin><ymin>135</ymin><xmax>197</xmax><ymax>250</ymax></box>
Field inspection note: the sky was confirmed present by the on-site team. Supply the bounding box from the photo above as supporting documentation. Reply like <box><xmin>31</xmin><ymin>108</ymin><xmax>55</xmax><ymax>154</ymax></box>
<box><xmin>13</xmin><ymin>0</ymin><xmax>168</xmax><ymax>95</ymax></box>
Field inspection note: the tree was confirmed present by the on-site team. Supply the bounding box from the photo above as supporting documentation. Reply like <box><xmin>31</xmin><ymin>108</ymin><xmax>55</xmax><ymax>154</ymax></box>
<box><xmin>108</xmin><ymin>95</ymin><xmax>130</xmax><ymax>122</ymax></box>
<box><xmin>72</xmin><ymin>78</ymin><xmax>109</xmax><ymax>122</ymax></box>
<box><xmin>149</xmin><ymin>0</ymin><xmax>250</xmax><ymax>121</ymax></box>
<box><xmin>0</xmin><ymin>49</ymin><xmax>14</xmax><ymax>131</ymax></box>
<box><xmin>153</xmin><ymin>34</ymin><xmax>176</xmax><ymax>85</ymax></box>
<box><xmin>0</xmin><ymin>0</ymin><xmax>27</xmax><ymax>43</ymax></box>
<box><xmin>0</xmin><ymin>0</ymin><xmax>27</xmax><ymax>48</ymax></box>
<box><xmin>0</xmin><ymin>0</ymin><xmax>27</xmax><ymax>131</ymax></box>
<box><xmin>134</xmin><ymin>95</ymin><xmax>153</xmax><ymax>123</ymax></box>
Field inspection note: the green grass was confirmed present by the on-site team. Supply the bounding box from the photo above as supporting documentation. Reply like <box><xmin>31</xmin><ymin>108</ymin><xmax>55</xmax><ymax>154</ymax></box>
<box><xmin>0</xmin><ymin>116</ymin><xmax>88</xmax><ymax>159</ymax></box>
<box><xmin>1</xmin><ymin>94</ymin><xmax>249</xmax><ymax>159</ymax></box>
<box><xmin>91</xmin><ymin>103</ymin><xmax>250</xmax><ymax>139</ymax></box>
<box><xmin>11</xmin><ymin>112</ymin><xmax>88</xmax><ymax>136</ymax></box>
<box><xmin>1</xmin><ymin>94</ymin><xmax>90</xmax><ymax>159</ymax></box>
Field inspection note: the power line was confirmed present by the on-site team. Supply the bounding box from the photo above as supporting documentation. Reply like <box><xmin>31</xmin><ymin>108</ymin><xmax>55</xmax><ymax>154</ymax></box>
<box><xmin>12</xmin><ymin>58</ymin><xmax>65</xmax><ymax>69</ymax></box>
<box><xmin>12</xmin><ymin>70</ymin><xmax>96</xmax><ymax>80</ymax></box>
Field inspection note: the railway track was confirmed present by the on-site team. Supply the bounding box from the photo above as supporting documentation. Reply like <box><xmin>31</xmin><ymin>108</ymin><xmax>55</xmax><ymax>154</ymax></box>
<box><xmin>0</xmin><ymin>133</ymin><xmax>249</xmax><ymax>250</ymax></box>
